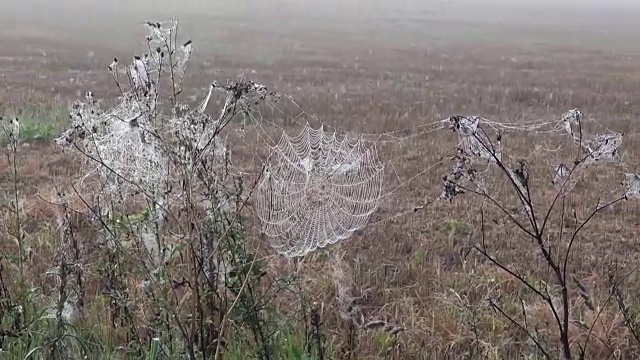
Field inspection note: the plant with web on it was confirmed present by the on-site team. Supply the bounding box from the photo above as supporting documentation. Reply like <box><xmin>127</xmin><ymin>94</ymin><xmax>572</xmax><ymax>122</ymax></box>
<box><xmin>56</xmin><ymin>90</ymin><xmax>167</xmax><ymax>197</ymax></box>
<box><xmin>51</xmin><ymin>19</ymin><xmax>296</xmax><ymax>358</ymax></box>
<box><xmin>623</xmin><ymin>173</ymin><xmax>640</xmax><ymax>200</ymax></box>
<box><xmin>448</xmin><ymin>115</ymin><xmax>502</xmax><ymax>163</ymax></box>
<box><xmin>55</xmin><ymin>20</ymin><xmax>270</xmax><ymax>200</ymax></box>
<box><xmin>54</xmin><ymin>18</ymin><xmax>280</xmax><ymax>266</ymax></box>
<box><xmin>560</xmin><ymin>108</ymin><xmax>623</xmax><ymax>165</ymax></box>
<box><xmin>254</xmin><ymin>123</ymin><xmax>385</xmax><ymax>257</ymax></box>
<box><xmin>438</xmin><ymin>110</ymin><xmax>634</xmax><ymax>360</ymax></box>
<box><xmin>439</xmin><ymin>149</ymin><xmax>477</xmax><ymax>203</ymax></box>
<box><xmin>443</xmin><ymin>109</ymin><xmax>626</xmax><ymax>203</ymax></box>
<box><xmin>51</xmin><ymin>22</ymin><xmax>201</xmax><ymax>336</ymax></box>
<box><xmin>54</xmin><ymin>20</ymin><xmax>192</xmax><ymax>198</ymax></box>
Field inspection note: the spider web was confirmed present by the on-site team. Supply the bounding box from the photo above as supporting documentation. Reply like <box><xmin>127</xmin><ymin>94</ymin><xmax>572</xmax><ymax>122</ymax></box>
<box><xmin>55</xmin><ymin>19</ymin><xmax>216</xmax><ymax>201</ymax></box>
<box><xmin>57</xmin><ymin>91</ymin><xmax>166</xmax><ymax>195</ymax></box>
<box><xmin>560</xmin><ymin>108</ymin><xmax>623</xmax><ymax>164</ymax></box>
<box><xmin>254</xmin><ymin>123</ymin><xmax>385</xmax><ymax>257</ymax></box>
<box><xmin>623</xmin><ymin>173</ymin><xmax>640</xmax><ymax>200</ymax></box>
<box><xmin>236</xmin><ymin>94</ymin><xmax>605</xmax><ymax>256</ymax></box>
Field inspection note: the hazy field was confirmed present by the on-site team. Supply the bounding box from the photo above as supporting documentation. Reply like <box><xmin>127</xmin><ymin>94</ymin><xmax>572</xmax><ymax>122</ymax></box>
<box><xmin>2</xmin><ymin>1</ymin><xmax>640</xmax><ymax>359</ymax></box>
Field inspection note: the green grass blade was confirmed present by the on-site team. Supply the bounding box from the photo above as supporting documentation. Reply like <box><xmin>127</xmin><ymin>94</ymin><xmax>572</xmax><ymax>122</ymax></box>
<box><xmin>147</xmin><ymin>337</ymin><xmax>161</xmax><ymax>360</ymax></box>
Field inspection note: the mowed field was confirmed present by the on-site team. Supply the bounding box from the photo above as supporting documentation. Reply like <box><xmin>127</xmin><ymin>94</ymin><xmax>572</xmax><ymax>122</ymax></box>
<box><xmin>3</xmin><ymin>1</ymin><xmax>640</xmax><ymax>359</ymax></box>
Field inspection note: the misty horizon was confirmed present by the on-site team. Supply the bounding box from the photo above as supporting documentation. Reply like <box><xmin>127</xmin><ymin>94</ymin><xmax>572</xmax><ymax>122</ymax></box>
<box><xmin>2</xmin><ymin>0</ymin><xmax>640</xmax><ymax>56</ymax></box>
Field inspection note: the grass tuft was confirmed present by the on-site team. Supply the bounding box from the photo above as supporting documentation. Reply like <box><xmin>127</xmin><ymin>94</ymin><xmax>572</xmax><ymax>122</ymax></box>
<box><xmin>0</xmin><ymin>105</ymin><xmax>69</xmax><ymax>144</ymax></box>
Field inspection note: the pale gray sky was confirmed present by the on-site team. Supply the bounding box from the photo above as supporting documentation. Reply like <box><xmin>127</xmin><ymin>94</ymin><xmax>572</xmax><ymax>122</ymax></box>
<box><xmin>1</xmin><ymin>0</ymin><xmax>638</xmax><ymax>18</ymax></box>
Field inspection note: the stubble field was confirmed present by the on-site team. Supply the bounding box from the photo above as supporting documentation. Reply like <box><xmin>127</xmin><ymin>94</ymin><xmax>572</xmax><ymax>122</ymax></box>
<box><xmin>2</xmin><ymin>2</ymin><xmax>640</xmax><ymax>359</ymax></box>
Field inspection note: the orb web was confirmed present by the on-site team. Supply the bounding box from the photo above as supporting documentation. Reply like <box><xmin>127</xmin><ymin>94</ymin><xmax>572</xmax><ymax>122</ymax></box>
<box><xmin>254</xmin><ymin>123</ymin><xmax>385</xmax><ymax>257</ymax></box>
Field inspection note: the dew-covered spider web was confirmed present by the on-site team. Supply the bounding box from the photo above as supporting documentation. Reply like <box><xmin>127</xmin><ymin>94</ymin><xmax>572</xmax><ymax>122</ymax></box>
<box><xmin>623</xmin><ymin>173</ymin><xmax>640</xmax><ymax>200</ymax></box>
<box><xmin>561</xmin><ymin>108</ymin><xmax>624</xmax><ymax>164</ymax></box>
<box><xmin>55</xmin><ymin>19</ymin><xmax>235</xmax><ymax>200</ymax></box>
<box><xmin>253</xmin><ymin>123</ymin><xmax>385</xmax><ymax>257</ymax></box>
<box><xmin>228</xmin><ymin>93</ymin><xmax>638</xmax><ymax>257</ymax></box>
<box><xmin>56</xmin><ymin>90</ymin><xmax>167</xmax><ymax>195</ymax></box>
<box><xmin>217</xmin><ymin>88</ymin><xmax>609</xmax><ymax>256</ymax></box>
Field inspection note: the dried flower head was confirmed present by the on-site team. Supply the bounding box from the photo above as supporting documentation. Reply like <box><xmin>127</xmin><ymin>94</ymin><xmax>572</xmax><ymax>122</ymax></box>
<box><xmin>623</xmin><ymin>173</ymin><xmax>640</xmax><ymax>200</ymax></box>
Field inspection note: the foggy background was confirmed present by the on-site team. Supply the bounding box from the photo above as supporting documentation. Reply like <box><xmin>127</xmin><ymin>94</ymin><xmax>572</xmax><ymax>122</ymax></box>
<box><xmin>1</xmin><ymin>0</ymin><xmax>640</xmax><ymax>56</ymax></box>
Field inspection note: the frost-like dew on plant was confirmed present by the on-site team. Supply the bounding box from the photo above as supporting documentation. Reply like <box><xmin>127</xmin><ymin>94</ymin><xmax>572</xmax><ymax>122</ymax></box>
<box><xmin>167</xmin><ymin>89</ymin><xmax>228</xmax><ymax>171</ymax></box>
<box><xmin>623</xmin><ymin>173</ymin><xmax>640</xmax><ymax>199</ymax></box>
<box><xmin>254</xmin><ymin>123</ymin><xmax>385</xmax><ymax>257</ymax></box>
<box><xmin>54</xmin><ymin>19</ymin><xmax>215</xmax><ymax>199</ymax></box>
<box><xmin>56</xmin><ymin>91</ymin><xmax>166</xmax><ymax>195</ymax></box>
<box><xmin>450</xmin><ymin>115</ymin><xmax>480</xmax><ymax>137</ymax></box>
<box><xmin>562</xmin><ymin>108</ymin><xmax>583</xmax><ymax>139</ymax></box>
<box><xmin>559</xmin><ymin>108</ymin><xmax>624</xmax><ymax>165</ymax></box>
<box><xmin>449</xmin><ymin>115</ymin><xmax>502</xmax><ymax>163</ymax></box>
<box><xmin>439</xmin><ymin>108</ymin><xmax>612</xmax><ymax>208</ymax></box>
<box><xmin>582</xmin><ymin>133</ymin><xmax>623</xmax><ymax>164</ymax></box>
<box><xmin>439</xmin><ymin>152</ymin><xmax>476</xmax><ymax>202</ymax></box>
<box><xmin>1</xmin><ymin>116</ymin><xmax>20</xmax><ymax>144</ymax></box>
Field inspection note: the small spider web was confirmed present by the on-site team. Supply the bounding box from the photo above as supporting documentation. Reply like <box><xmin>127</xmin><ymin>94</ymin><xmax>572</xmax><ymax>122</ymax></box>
<box><xmin>623</xmin><ymin>173</ymin><xmax>640</xmax><ymax>200</ymax></box>
<box><xmin>559</xmin><ymin>109</ymin><xmax>624</xmax><ymax>164</ymax></box>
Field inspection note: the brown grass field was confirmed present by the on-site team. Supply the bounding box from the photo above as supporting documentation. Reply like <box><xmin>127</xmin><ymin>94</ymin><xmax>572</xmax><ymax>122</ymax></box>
<box><xmin>3</xmin><ymin>2</ymin><xmax>640</xmax><ymax>359</ymax></box>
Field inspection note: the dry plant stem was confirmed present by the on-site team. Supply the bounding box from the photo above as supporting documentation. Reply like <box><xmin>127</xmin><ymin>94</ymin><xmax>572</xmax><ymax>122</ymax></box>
<box><xmin>183</xmin><ymin>172</ymin><xmax>200</xmax><ymax>359</ymax></box>
<box><xmin>4</xmin><ymin>136</ymin><xmax>23</xmax><ymax>275</ymax></box>
<box><xmin>464</xmin><ymin>127</ymin><xmax>627</xmax><ymax>359</ymax></box>
<box><xmin>63</xmin><ymin>182</ymin><xmax>196</xmax><ymax>358</ymax></box>
<box><xmin>580</xmin><ymin>289</ymin><xmax>616</xmax><ymax>359</ymax></box>
<box><xmin>55</xmin><ymin>243</ymin><xmax>68</xmax><ymax>338</ymax></box>
<box><xmin>214</xmin><ymin>243</ymin><xmax>261</xmax><ymax>360</ymax></box>
<box><xmin>475</xmin><ymin>209</ymin><xmax>553</xmax><ymax>359</ymax></box>
<box><xmin>609</xmin><ymin>264</ymin><xmax>640</xmax><ymax>347</ymax></box>
<box><xmin>2</xmin><ymin>128</ymin><xmax>29</xmax><ymax>333</ymax></box>
<box><xmin>164</xmin><ymin>29</ymin><xmax>178</xmax><ymax>106</ymax></box>
<box><xmin>478</xmin><ymin>128</ymin><xmax>539</xmax><ymax>231</ymax></box>
<box><xmin>492</xmin><ymin>297</ymin><xmax>551</xmax><ymax>358</ymax></box>
<box><xmin>311</xmin><ymin>306</ymin><xmax>325</xmax><ymax>360</ymax></box>
<box><xmin>200</xmin><ymin>164</ymin><xmax>266</xmax><ymax>269</ymax></box>
<box><xmin>10</xmin><ymin>147</ymin><xmax>23</xmax><ymax>281</ymax></box>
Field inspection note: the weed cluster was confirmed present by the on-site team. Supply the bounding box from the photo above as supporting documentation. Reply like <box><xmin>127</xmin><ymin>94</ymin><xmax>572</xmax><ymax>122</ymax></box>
<box><xmin>0</xmin><ymin>20</ymin><xmax>327</xmax><ymax>360</ymax></box>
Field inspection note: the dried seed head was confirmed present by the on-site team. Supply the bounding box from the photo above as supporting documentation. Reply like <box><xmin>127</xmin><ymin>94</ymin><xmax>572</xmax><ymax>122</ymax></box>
<box><xmin>2</xmin><ymin>116</ymin><xmax>20</xmax><ymax>142</ymax></box>
<box><xmin>623</xmin><ymin>173</ymin><xmax>640</xmax><ymax>200</ymax></box>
